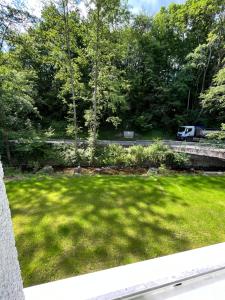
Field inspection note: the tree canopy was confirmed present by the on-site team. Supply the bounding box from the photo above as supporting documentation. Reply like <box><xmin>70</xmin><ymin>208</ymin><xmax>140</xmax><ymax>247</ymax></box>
<box><xmin>1</xmin><ymin>0</ymin><xmax>225</xmax><ymax>149</ymax></box>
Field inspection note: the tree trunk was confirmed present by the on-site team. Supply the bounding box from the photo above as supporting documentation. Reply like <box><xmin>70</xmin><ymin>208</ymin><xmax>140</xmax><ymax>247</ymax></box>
<box><xmin>187</xmin><ymin>89</ymin><xmax>191</xmax><ymax>112</ymax></box>
<box><xmin>93</xmin><ymin>6</ymin><xmax>100</xmax><ymax>143</ymax></box>
<box><xmin>197</xmin><ymin>45</ymin><xmax>212</xmax><ymax>121</ymax></box>
<box><xmin>89</xmin><ymin>2</ymin><xmax>100</xmax><ymax>157</ymax></box>
<box><xmin>201</xmin><ymin>45</ymin><xmax>212</xmax><ymax>93</ymax></box>
<box><xmin>3</xmin><ymin>130</ymin><xmax>12</xmax><ymax>165</ymax></box>
<box><xmin>216</xmin><ymin>10</ymin><xmax>225</xmax><ymax>71</ymax></box>
<box><xmin>62</xmin><ymin>0</ymin><xmax>78</xmax><ymax>156</ymax></box>
<box><xmin>0</xmin><ymin>162</ymin><xmax>24</xmax><ymax>300</ymax></box>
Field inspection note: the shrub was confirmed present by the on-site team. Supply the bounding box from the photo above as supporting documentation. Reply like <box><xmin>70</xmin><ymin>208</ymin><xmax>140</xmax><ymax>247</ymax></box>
<box><xmin>207</xmin><ymin>124</ymin><xmax>225</xmax><ymax>141</ymax></box>
<box><xmin>158</xmin><ymin>164</ymin><xmax>170</xmax><ymax>175</ymax></box>
<box><xmin>6</xmin><ymin>138</ymin><xmax>189</xmax><ymax>170</ymax></box>
<box><xmin>169</xmin><ymin>152</ymin><xmax>190</xmax><ymax>169</ymax></box>
<box><xmin>54</xmin><ymin>144</ymin><xmax>77</xmax><ymax>166</ymax></box>
<box><xmin>101</xmin><ymin>144</ymin><xmax>126</xmax><ymax>166</ymax></box>
<box><xmin>127</xmin><ymin>145</ymin><xmax>147</xmax><ymax>166</ymax></box>
<box><xmin>145</xmin><ymin>142</ymin><xmax>169</xmax><ymax>167</ymax></box>
<box><xmin>100</xmin><ymin>142</ymin><xmax>189</xmax><ymax>169</ymax></box>
<box><xmin>55</xmin><ymin>144</ymin><xmax>93</xmax><ymax>167</ymax></box>
<box><xmin>8</xmin><ymin>128</ymin><xmax>56</xmax><ymax>169</ymax></box>
<box><xmin>145</xmin><ymin>142</ymin><xmax>189</xmax><ymax>168</ymax></box>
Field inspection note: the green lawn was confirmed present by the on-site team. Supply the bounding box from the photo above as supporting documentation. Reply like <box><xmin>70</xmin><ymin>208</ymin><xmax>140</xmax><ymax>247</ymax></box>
<box><xmin>6</xmin><ymin>175</ymin><xmax>225</xmax><ymax>287</ymax></box>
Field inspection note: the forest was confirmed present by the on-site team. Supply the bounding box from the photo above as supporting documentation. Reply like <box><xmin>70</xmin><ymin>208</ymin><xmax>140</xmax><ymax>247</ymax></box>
<box><xmin>0</xmin><ymin>0</ymin><xmax>225</xmax><ymax>165</ymax></box>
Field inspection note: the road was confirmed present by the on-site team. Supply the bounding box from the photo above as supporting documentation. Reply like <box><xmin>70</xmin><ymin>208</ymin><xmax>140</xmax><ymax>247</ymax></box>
<box><xmin>46</xmin><ymin>139</ymin><xmax>193</xmax><ymax>146</ymax></box>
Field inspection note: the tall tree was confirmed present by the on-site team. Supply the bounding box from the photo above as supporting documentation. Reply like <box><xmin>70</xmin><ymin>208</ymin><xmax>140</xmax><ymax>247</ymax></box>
<box><xmin>0</xmin><ymin>2</ymin><xmax>36</xmax><ymax>50</ymax></box>
<box><xmin>85</xmin><ymin>0</ymin><xmax>127</xmax><ymax>158</ymax></box>
<box><xmin>201</xmin><ymin>65</ymin><xmax>225</xmax><ymax>124</ymax></box>
<box><xmin>0</xmin><ymin>53</ymin><xmax>37</xmax><ymax>163</ymax></box>
<box><xmin>20</xmin><ymin>3</ymin><xmax>85</xmax><ymax>135</ymax></box>
<box><xmin>61</xmin><ymin>0</ymin><xmax>78</xmax><ymax>155</ymax></box>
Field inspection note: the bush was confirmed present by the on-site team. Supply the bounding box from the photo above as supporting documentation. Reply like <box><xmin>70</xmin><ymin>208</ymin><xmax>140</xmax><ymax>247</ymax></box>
<box><xmin>126</xmin><ymin>145</ymin><xmax>147</xmax><ymax>166</ymax></box>
<box><xmin>144</xmin><ymin>142</ymin><xmax>189</xmax><ymax>169</ymax></box>
<box><xmin>169</xmin><ymin>152</ymin><xmax>190</xmax><ymax>169</ymax></box>
<box><xmin>6</xmin><ymin>138</ymin><xmax>189</xmax><ymax>170</ymax></box>
<box><xmin>207</xmin><ymin>124</ymin><xmax>225</xmax><ymax>141</ymax></box>
<box><xmin>158</xmin><ymin>164</ymin><xmax>170</xmax><ymax>175</ymax></box>
<box><xmin>101</xmin><ymin>144</ymin><xmax>126</xmax><ymax>166</ymax></box>
<box><xmin>100</xmin><ymin>142</ymin><xmax>189</xmax><ymax>169</ymax></box>
<box><xmin>8</xmin><ymin>129</ymin><xmax>54</xmax><ymax>169</ymax></box>
<box><xmin>56</xmin><ymin>144</ymin><xmax>93</xmax><ymax>166</ymax></box>
<box><xmin>145</xmin><ymin>142</ymin><xmax>169</xmax><ymax>167</ymax></box>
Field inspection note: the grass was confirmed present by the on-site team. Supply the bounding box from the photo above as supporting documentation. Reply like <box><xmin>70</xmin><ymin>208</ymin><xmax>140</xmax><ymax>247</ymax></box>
<box><xmin>6</xmin><ymin>174</ymin><xmax>225</xmax><ymax>287</ymax></box>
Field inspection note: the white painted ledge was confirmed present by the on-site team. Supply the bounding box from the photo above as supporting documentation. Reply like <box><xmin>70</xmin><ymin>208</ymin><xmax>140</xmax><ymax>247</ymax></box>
<box><xmin>24</xmin><ymin>242</ymin><xmax>225</xmax><ymax>300</ymax></box>
<box><xmin>0</xmin><ymin>162</ymin><xmax>25</xmax><ymax>300</ymax></box>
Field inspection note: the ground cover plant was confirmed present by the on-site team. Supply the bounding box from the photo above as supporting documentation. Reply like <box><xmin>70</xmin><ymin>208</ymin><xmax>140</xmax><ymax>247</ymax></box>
<box><xmin>6</xmin><ymin>174</ymin><xmax>225</xmax><ymax>287</ymax></box>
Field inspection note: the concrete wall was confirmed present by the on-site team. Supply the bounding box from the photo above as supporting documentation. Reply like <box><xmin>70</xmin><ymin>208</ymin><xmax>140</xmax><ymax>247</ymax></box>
<box><xmin>189</xmin><ymin>154</ymin><xmax>225</xmax><ymax>170</ymax></box>
<box><xmin>0</xmin><ymin>162</ymin><xmax>24</xmax><ymax>300</ymax></box>
<box><xmin>173</xmin><ymin>144</ymin><xmax>225</xmax><ymax>160</ymax></box>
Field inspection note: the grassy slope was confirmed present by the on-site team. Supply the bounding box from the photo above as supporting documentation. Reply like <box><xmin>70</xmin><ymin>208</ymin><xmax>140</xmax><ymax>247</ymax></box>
<box><xmin>6</xmin><ymin>175</ymin><xmax>225</xmax><ymax>287</ymax></box>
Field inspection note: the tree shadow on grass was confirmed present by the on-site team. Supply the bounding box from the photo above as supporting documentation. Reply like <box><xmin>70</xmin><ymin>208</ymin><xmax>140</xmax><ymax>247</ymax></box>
<box><xmin>160</xmin><ymin>174</ymin><xmax>225</xmax><ymax>191</ymax></box>
<box><xmin>6</xmin><ymin>175</ymin><xmax>199</xmax><ymax>287</ymax></box>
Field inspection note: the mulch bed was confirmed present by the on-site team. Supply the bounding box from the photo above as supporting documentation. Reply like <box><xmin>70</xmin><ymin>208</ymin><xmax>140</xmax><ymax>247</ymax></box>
<box><xmin>55</xmin><ymin>166</ymin><xmax>148</xmax><ymax>175</ymax></box>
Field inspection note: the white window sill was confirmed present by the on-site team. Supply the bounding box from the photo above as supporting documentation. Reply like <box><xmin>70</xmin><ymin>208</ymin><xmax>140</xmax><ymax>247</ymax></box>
<box><xmin>24</xmin><ymin>242</ymin><xmax>225</xmax><ymax>300</ymax></box>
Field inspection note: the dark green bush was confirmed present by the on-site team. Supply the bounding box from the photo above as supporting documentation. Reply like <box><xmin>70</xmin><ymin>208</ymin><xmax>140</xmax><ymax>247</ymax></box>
<box><xmin>3</xmin><ymin>128</ymin><xmax>57</xmax><ymax>169</ymax></box>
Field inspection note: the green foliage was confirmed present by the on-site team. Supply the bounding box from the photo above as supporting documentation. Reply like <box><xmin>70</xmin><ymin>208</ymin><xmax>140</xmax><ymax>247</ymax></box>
<box><xmin>100</xmin><ymin>142</ymin><xmax>189</xmax><ymax>168</ymax></box>
<box><xmin>11</xmin><ymin>141</ymin><xmax>189</xmax><ymax>170</ymax></box>
<box><xmin>0</xmin><ymin>3</ymin><xmax>37</xmax><ymax>49</ymax></box>
<box><xmin>158</xmin><ymin>164</ymin><xmax>170</xmax><ymax>175</ymax></box>
<box><xmin>207</xmin><ymin>124</ymin><xmax>225</xmax><ymax>140</ymax></box>
<box><xmin>101</xmin><ymin>144</ymin><xmax>126</xmax><ymax>166</ymax></box>
<box><xmin>1</xmin><ymin>0</ymin><xmax>225</xmax><ymax>151</ymax></box>
<box><xmin>133</xmin><ymin>114</ymin><xmax>153</xmax><ymax>131</ymax></box>
<box><xmin>9</xmin><ymin>128</ymin><xmax>56</xmax><ymax>169</ymax></box>
<box><xmin>201</xmin><ymin>66</ymin><xmax>225</xmax><ymax>122</ymax></box>
<box><xmin>145</xmin><ymin>142</ymin><xmax>169</xmax><ymax>167</ymax></box>
<box><xmin>55</xmin><ymin>144</ymin><xmax>90</xmax><ymax>166</ymax></box>
<box><xmin>85</xmin><ymin>0</ymin><xmax>128</xmax><ymax>155</ymax></box>
<box><xmin>0</xmin><ymin>57</ymin><xmax>37</xmax><ymax>131</ymax></box>
<box><xmin>3</xmin><ymin>166</ymin><xmax>23</xmax><ymax>177</ymax></box>
<box><xmin>127</xmin><ymin>145</ymin><xmax>146</xmax><ymax>166</ymax></box>
<box><xmin>144</xmin><ymin>142</ymin><xmax>189</xmax><ymax>168</ymax></box>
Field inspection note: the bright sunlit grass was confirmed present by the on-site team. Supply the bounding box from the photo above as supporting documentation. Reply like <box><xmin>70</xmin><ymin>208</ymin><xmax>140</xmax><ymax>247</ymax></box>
<box><xmin>6</xmin><ymin>174</ymin><xmax>225</xmax><ymax>287</ymax></box>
